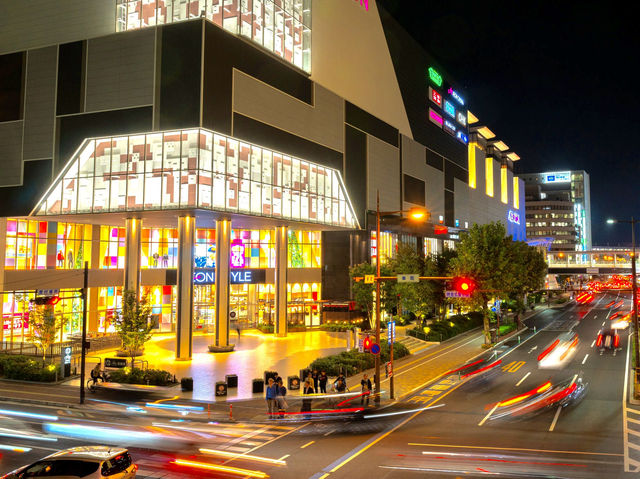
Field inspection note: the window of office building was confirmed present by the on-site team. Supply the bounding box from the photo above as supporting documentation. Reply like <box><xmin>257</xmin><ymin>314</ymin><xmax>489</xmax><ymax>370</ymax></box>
<box><xmin>371</xmin><ymin>231</ymin><xmax>397</xmax><ymax>265</ymax></box>
<box><xmin>116</xmin><ymin>0</ymin><xmax>312</xmax><ymax>72</ymax></box>
<box><xmin>142</xmin><ymin>228</ymin><xmax>178</xmax><ymax>268</ymax></box>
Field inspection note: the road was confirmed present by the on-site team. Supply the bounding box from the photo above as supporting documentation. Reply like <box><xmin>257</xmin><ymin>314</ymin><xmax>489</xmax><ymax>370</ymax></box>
<box><xmin>0</xmin><ymin>293</ymin><xmax>634</xmax><ymax>478</ymax></box>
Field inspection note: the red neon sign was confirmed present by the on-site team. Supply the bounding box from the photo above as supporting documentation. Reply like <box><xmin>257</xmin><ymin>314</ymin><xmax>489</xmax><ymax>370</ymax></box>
<box><xmin>430</xmin><ymin>88</ymin><xmax>442</xmax><ymax>106</ymax></box>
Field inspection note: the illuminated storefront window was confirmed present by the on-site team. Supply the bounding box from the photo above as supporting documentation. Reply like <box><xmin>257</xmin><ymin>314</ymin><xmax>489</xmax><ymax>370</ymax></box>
<box><xmin>142</xmin><ymin>285</ymin><xmax>176</xmax><ymax>332</ymax></box>
<box><xmin>97</xmin><ymin>286</ymin><xmax>122</xmax><ymax>333</ymax></box>
<box><xmin>288</xmin><ymin>231</ymin><xmax>321</xmax><ymax>268</ymax></box>
<box><xmin>34</xmin><ymin>129</ymin><xmax>358</xmax><ymax>230</ymax></box>
<box><xmin>142</xmin><ymin>228</ymin><xmax>178</xmax><ymax>268</ymax></box>
<box><xmin>99</xmin><ymin>226</ymin><xmax>126</xmax><ymax>269</ymax></box>
<box><xmin>230</xmin><ymin>229</ymin><xmax>276</xmax><ymax>268</ymax></box>
<box><xmin>424</xmin><ymin>238</ymin><xmax>439</xmax><ymax>257</ymax></box>
<box><xmin>5</xmin><ymin>219</ymin><xmax>47</xmax><ymax>270</ymax></box>
<box><xmin>116</xmin><ymin>0</ymin><xmax>312</xmax><ymax>73</ymax></box>
<box><xmin>287</xmin><ymin>282</ymin><xmax>320</xmax><ymax>326</ymax></box>
<box><xmin>195</xmin><ymin>228</ymin><xmax>216</xmax><ymax>268</ymax></box>
<box><xmin>57</xmin><ymin>223</ymin><xmax>92</xmax><ymax>269</ymax></box>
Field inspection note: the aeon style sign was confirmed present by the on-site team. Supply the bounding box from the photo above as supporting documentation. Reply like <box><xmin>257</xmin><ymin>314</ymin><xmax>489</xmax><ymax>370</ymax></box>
<box><xmin>193</xmin><ymin>269</ymin><xmax>267</xmax><ymax>285</ymax></box>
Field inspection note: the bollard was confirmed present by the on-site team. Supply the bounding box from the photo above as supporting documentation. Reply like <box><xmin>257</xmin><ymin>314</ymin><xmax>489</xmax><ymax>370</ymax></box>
<box><xmin>229</xmin><ymin>404</ymin><xmax>233</xmax><ymax>420</ymax></box>
<box><xmin>534</xmin><ymin>326</ymin><xmax>537</xmax><ymax>333</ymax></box>
<box><xmin>208</xmin><ymin>403</ymin><xmax>211</xmax><ymax>420</ymax></box>
<box><xmin>518</xmin><ymin>335</ymin><xmax>521</xmax><ymax>344</ymax></box>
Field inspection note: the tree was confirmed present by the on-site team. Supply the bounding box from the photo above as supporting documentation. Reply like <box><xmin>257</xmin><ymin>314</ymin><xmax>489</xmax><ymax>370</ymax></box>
<box><xmin>450</xmin><ymin>222</ymin><xmax>543</xmax><ymax>344</ymax></box>
<box><xmin>350</xmin><ymin>261</ymin><xmax>394</xmax><ymax>330</ymax></box>
<box><xmin>426</xmin><ymin>246</ymin><xmax>458</xmax><ymax>320</ymax></box>
<box><xmin>29</xmin><ymin>305</ymin><xmax>58</xmax><ymax>362</ymax></box>
<box><xmin>387</xmin><ymin>242</ymin><xmax>431</xmax><ymax>319</ymax></box>
<box><xmin>114</xmin><ymin>290</ymin><xmax>154</xmax><ymax>367</ymax></box>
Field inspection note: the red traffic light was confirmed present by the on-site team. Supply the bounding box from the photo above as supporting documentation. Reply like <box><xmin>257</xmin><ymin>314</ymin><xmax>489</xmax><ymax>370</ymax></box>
<box><xmin>452</xmin><ymin>277</ymin><xmax>477</xmax><ymax>295</ymax></box>
<box><xmin>363</xmin><ymin>336</ymin><xmax>372</xmax><ymax>351</ymax></box>
<box><xmin>33</xmin><ymin>296</ymin><xmax>60</xmax><ymax>306</ymax></box>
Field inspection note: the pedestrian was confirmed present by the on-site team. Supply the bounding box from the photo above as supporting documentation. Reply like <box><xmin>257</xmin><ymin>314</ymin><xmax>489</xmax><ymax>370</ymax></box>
<box><xmin>265</xmin><ymin>377</ymin><xmax>277</xmax><ymax>419</ymax></box>
<box><xmin>333</xmin><ymin>375</ymin><xmax>346</xmax><ymax>393</ymax></box>
<box><xmin>360</xmin><ymin>373</ymin><xmax>372</xmax><ymax>406</ymax></box>
<box><xmin>301</xmin><ymin>378</ymin><xmax>314</xmax><ymax>419</ymax></box>
<box><xmin>318</xmin><ymin>371</ymin><xmax>328</xmax><ymax>394</ymax></box>
<box><xmin>312</xmin><ymin>369</ymin><xmax>319</xmax><ymax>392</ymax></box>
<box><xmin>235</xmin><ymin>321</ymin><xmax>241</xmax><ymax>339</ymax></box>
<box><xmin>276</xmin><ymin>378</ymin><xmax>287</xmax><ymax>418</ymax></box>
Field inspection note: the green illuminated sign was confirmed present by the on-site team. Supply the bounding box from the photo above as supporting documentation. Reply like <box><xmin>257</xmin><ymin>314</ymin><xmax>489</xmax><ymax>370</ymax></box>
<box><xmin>428</xmin><ymin>67</ymin><xmax>443</xmax><ymax>87</ymax></box>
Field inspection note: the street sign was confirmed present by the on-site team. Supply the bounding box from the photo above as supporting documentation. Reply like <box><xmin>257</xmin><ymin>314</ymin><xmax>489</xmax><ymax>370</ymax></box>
<box><xmin>387</xmin><ymin>321</ymin><xmax>396</xmax><ymax>345</ymax></box>
<box><xmin>586</xmin><ymin>268</ymin><xmax>599</xmax><ymax>274</ymax></box>
<box><xmin>364</xmin><ymin>274</ymin><xmax>375</xmax><ymax>284</ymax></box>
<box><xmin>397</xmin><ymin>274</ymin><xmax>419</xmax><ymax>283</ymax></box>
<box><xmin>36</xmin><ymin>289</ymin><xmax>59</xmax><ymax>297</ymax></box>
<box><xmin>104</xmin><ymin>358</ymin><xmax>127</xmax><ymax>368</ymax></box>
<box><xmin>61</xmin><ymin>346</ymin><xmax>72</xmax><ymax>378</ymax></box>
<box><xmin>370</xmin><ymin>343</ymin><xmax>381</xmax><ymax>355</ymax></box>
<box><xmin>445</xmin><ymin>290</ymin><xmax>470</xmax><ymax>298</ymax></box>
<box><xmin>357</xmin><ymin>337</ymin><xmax>364</xmax><ymax>353</ymax></box>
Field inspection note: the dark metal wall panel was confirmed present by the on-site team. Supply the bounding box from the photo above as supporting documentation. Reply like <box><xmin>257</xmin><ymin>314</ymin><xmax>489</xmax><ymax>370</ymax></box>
<box><xmin>0</xmin><ymin>159</ymin><xmax>51</xmax><ymax>216</ymax></box>
<box><xmin>403</xmin><ymin>174</ymin><xmax>425</xmax><ymax>206</ymax></box>
<box><xmin>445</xmin><ymin>190</ymin><xmax>455</xmax><ymax>226</ymax></box>
<box><xmin>322</xmin><ymin>231</ymin><xmax>352</xmax><ymax>301</ymax></box>
<box><xmin>345</xmin><ymin>125</ymin><xmax>367</xmax><ymax>226</ymax></box>
<box><xmin>0</xmin><ymin>51</ymin><xmax>25</xmax><ymax>122</ymax></box>
<box><xmin>56</xmin><ymin>41</ymin><xmax>84</xmax><ymax>115</ymax></box>
<box><xmin>158</xmin><ymin>21</ymin><xmax>201</xmax><ymax>129</ymax></box>
<box><xmin>426</xmin><ymin>149</ymin><xmax>443</xmax><ymax>171</ymax></box>
<box><xmin>345</xmin><ymin>101</ymin><xmax>398</xmax><ymax>147</ymax></box>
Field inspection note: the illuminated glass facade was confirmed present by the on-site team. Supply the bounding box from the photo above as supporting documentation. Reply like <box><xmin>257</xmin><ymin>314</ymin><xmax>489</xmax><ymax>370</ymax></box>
<box><xmin>116</xmin><ymin>0</ymin><xmax>312</xmax><ymax>72</ymax></box>
<box><xmin>33</xmin><ymin>129</ymin><xmax>358</xmax><ymax>230</ymax></box>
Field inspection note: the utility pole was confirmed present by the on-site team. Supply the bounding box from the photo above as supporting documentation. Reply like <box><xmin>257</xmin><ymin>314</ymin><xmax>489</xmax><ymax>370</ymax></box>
<box><xmin>80</xmin><ymin>261</ymin><xmax>88</xmax><ymax>405</ymax></box>
<box><xmin>374</xmin><ymin>191</ymin><xmax>381</xmax><ymax>405</ymax></box>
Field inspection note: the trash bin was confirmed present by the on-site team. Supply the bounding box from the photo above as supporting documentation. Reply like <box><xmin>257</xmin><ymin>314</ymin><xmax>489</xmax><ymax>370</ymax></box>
<box><xmin>180</xmin><ymin>377</ymin><xmax>193</xmax><ymax>391</ymax></box>
<box><xmin>288</xmin><ymin>375</ymin><xmax>300</xmax><ymax>391</ymax></box>
<box><xmin>252</xmin><ymin>378</ymin><xmax>264</xmax><ymax>393</ymax></box>
<box><xmin>226</xmin><ymin>374</ymin><xmax>238</xmax><ymax>388</ymax></box>
<box><xmin>490</xmin><ymin>328</ymin><xmax>498</xmax><ymax>344</ymax></box>
<box><xmin>215</xmin><ymin>381</ymin><xmax>228</xmax><ymax>396</ymax></box>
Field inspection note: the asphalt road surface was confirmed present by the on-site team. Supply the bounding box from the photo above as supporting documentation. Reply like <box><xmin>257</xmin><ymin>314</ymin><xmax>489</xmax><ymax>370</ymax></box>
<box><xmin>0</xmin><ymin>292</ymin><xmax>635</xmax><ymax>478</ymax></box>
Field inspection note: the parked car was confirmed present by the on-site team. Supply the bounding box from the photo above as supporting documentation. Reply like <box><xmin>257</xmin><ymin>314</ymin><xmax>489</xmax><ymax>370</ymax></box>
<box><xmin>1</xmin><ymin>446</ymin><xmax>136</xmax><ymax>479</ymax></box>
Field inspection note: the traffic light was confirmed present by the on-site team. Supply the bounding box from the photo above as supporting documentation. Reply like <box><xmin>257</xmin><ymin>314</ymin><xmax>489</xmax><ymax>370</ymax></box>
<box><xmin>363</xmin><ymin>336</ymin><xmax>372</xmax><ymax>351</ymax></box>
<box><xmin>452</xmin><ymin>277</ymin><xmax>477</xmax><ymax>295</ymax></box>
<box><xmin>32</xmin><ymin>295</ymin><xmax>60</xmax><ymax>306</ymax></box>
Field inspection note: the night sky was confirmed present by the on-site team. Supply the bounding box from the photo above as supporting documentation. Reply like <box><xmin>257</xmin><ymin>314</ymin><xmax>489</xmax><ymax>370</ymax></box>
<box><xmin>383</xmin><ymin>1</ymin><xmax>640</xmax><ymax>246</ymax></box>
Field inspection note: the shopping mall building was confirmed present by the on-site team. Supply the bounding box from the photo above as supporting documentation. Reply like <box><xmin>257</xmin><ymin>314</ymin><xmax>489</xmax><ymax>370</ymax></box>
<box><xmin>0</xmin><ymin>0</ymin><xmax>526</xmax><ymax>358</ymax></box>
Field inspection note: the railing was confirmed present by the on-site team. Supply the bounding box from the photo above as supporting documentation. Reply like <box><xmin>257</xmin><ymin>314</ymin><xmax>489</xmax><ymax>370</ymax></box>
<box><xmin>0</xmin><ymin>335</ymin><xmax>122</xmax><ymax>357</ymax></box>
<box><xmin>546</xmin><ymin>250</ymin><xmax>634</xmax><ymax>269</ymax></box>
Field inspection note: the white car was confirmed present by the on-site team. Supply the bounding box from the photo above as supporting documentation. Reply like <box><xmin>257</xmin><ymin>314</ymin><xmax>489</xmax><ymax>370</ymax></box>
<box><xmin>1</xmin><ymin>446</ymin><xmax>137</xmax><ymax>479</ymax></box>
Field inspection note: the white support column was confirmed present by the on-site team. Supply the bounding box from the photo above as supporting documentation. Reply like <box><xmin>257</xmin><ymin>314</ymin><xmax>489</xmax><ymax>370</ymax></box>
<box><xmin>274</xmin><ymin>226</ymin><xmax>288</xmax><ymax>337</ymax></box>
<box><xmin>124</xmin><ymin>218</ymin><xmax>142</xmax><ymax>294</ymax></box>
<box><xmin>176</xmin><ymin>216</ymin><xmax>195</xmax><ymax>360</ymax></box>
<box><xmin>46</xmin><ymin>221</ymin><xmax>58</xmax><ymax>269</ymax></box>
<box><xmin>215</xmin><ymin>219</ymin><xmax>231</xmax><ymax>347</ymax></box>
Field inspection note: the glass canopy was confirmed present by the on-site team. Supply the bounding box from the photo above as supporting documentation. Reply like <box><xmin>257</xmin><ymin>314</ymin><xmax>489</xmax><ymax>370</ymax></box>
<box><xmin>32</xmin><ymin>128</ymin><xmax>359</xmax><ymax>229</ymax></box>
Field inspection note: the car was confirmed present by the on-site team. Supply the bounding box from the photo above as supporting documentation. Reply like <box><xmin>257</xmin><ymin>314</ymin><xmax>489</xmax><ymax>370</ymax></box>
<box><xmin>596</xmin><ymin>328</ymin><xmax>621</xmax><ymax>355</ymax></box>
<box><xmin>1</xmin><ymin>446</ymin><xmax>137</xmax><ymax>479</ymax></box>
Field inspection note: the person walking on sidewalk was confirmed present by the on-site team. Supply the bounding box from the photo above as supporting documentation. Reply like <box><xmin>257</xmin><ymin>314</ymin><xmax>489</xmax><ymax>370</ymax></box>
<box><xmin>311</xmin><ymin>369</ymin><xmax>319</xmax><ymax>392</ymax></box>
<box><xmin>276</xmin><ymin>378</ymin><xmax>288</xmax><ymax>418</ymax></box>
<box><xmin>318</xmin><ymin>371</ymin><xmax>328</xmax><ymax>394</ymax></box>
<box><xmin>301</xmin><ymin>378</ymin><xmax>314</xmax><ymax>419</ymax></box>
<box><xmin>333</xmin><ymin>374</ymin><xmax>347</xmax><ymax>393</ymax></box>
<box><xmin>266</xmin><ymin>377</ymin><xmax>277</xmax><ymax>419</ymax></box>
<box><xmin>360</xmin><ymin>373</ymin><xmax>372</xmax><ymax>406</ymax></box>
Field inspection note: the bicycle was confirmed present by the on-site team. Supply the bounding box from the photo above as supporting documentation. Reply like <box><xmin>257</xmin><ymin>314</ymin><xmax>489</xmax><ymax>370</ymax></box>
<box><xmin>86</xmin><ymin>371</ymin><xmax>109</xmax><ymax>393</ymax></box>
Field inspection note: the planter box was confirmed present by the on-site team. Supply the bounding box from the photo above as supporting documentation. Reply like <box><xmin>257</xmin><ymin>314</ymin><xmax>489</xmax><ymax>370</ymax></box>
<box><xmin>215</xmin><ymin>381</ymin><xmax>227</xmax><ymax>396</ymax></box>
<box><xmin>226</xmin><ymin>374</ymin><xmax>238</xmax><ymax>388</ymax></box>
<box><xmin>252</xmin><ymin>378</ymin><xmax>264</xmax><ymax>393</ymax></box>
<box><xmin>181</xmin><ymin>377</ymin><xmax>193</xmax><ymax>391</ymax></box>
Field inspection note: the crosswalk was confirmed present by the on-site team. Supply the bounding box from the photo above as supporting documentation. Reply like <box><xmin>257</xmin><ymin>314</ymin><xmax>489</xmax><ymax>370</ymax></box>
<box><xmin>134</xmin><ymin>422</ymin><xmax>297</xmax><ymax>478</ymax></box>
<box><xmin>624</xmin><ymin>406</ymin><xmax>640</xmax><ymax>472</ymax></box>
<box><xmin>406</xmin><ymin>374</ymin><xmax>460</xmax><ymax>405</ymax></box>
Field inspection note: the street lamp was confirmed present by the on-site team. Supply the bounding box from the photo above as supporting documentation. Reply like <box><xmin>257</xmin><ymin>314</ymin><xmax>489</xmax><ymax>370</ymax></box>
<box><xmin>373</xmin><ymin>191</ymin><xmax>428</xmax><ymax>402</ymax></box>
<box><xmin>607</xmin><ymin>217</ymin><xmax>639</xmax><ymax>380</ymax></box>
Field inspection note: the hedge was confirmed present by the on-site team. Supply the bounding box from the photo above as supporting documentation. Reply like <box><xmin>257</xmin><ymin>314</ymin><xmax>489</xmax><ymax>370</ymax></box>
<box><xmin>108</xmin><ymin>367</ymin><xmax>176</xmax><ymax>386</ymax></box>
<box><xmin>307</xmin><ymin>342</ymin><xmax>410</xmax><ymax>377</ymax></box>
<box><xmin>0</xmin><ymin>355</ymin><xmax>60</xmax><ymax>382</ymax></box>
<box><xmin>410</xmin><ymin>312</ymin><xmax>483</xmax><ymax>342</ymax></box>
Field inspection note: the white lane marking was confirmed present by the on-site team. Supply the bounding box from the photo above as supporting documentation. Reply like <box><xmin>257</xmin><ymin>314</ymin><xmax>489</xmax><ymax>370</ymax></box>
<box><xmin>515</xmin><ymin>372</ymin><xmax>531</xmax><ymax>387</ymax></box>
<box><xmin>591</xmin><ymin>340</ymin><xmax>596</xmax><ymax>348</ymax></box>
<box><xmin>549</xmin><ymin>405</ymin><xmax>562</xmax><ymax>431</ymax></box>
<box><xmin>623</xmin><ymin>331</ymin><xmax>632</xmax><ymax>472</ymax></box>
<box><xmin>582</xmin><ymin>354</ymin><xmax>589</xmax><ymax>365</ymax></box>
<box><xmin>478</xmin><ymin>403</ymin><xmax>500</xmax><ymax>427</ymax></box>
<box><xmin>323</xmin><ymin>429</ymin><xmax>335</xmax><ymax>436</ymax></box>
<box><xmin>603</xmin><ymin>322</ymin><xmax>606</xmax><ymax>326</ymax></box>
<box><xmin>278</xmin><ymin>454</ymin><xmax>290</xmax><ymax>461</ymax></box>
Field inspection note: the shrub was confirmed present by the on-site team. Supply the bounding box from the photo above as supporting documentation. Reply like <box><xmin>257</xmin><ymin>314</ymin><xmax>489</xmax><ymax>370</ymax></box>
<box><xmin>0</xmin><ymin>355</ymin><xmax>59</xmax><ymax>382</ymax></box>
<box><xmin>320</xmin><ymin>323</ymin><xmax>355</xmax><ymax>332</ymax></box>
<box><xmin>108</xmin><ymin>367</ymin><xmax>176</xmax><ymax>386</ymax></box>
<box><xmin>258</xmin><ymin>324</ymin><xmax>274</xmax><ymax>334</ymax></box>
<box><xmin>307</xmin><ymin>342</ymin><xmax>409</xmax><ymax>377</ymax></box>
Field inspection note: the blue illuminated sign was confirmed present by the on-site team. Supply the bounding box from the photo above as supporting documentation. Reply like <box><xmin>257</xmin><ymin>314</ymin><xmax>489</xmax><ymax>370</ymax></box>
<box><xmin>544</xmin><ymin>172</ymin><xmax>571</xmax><ymax>183</ymax></box>
<box><xmin>444</xmin><ymin>100</ymin><xmax>455</xmax><ymax>118</ymax></box>
<box><xmin>193</xmin><ymin>269</ymin><xmax>267</xmax><ymax>285</ymax></box>
<box><xmin>508</xmin><ymin>210</ymin><xmax>520</xmax><ymax>225</ymax></box>
<box><xmin>444</xmin><ymin>120</ymin><xmax>456</xmax><ymax>135</ymax></box>
<box><xmin>447</xmin><ymin>87</ymin><xmax>464</xmax><ymax>106</ymax></box>
<box><xmin>456</xmin><ymin>131</ymin><xmax>468</xmax><ymax>144</ymax></box>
